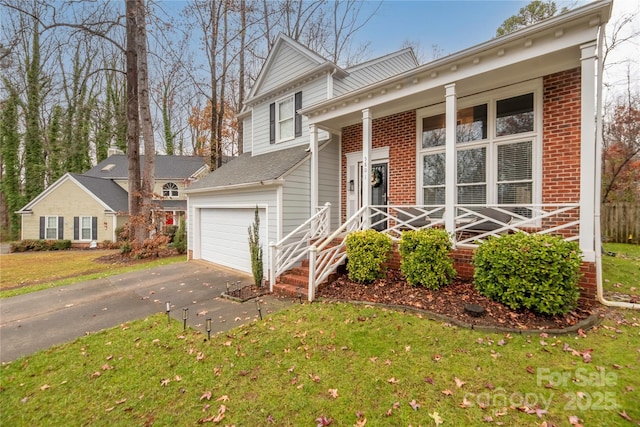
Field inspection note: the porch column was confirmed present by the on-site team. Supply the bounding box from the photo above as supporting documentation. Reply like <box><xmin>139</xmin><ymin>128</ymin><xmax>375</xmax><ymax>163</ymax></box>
<box><xmin>579</xmin><ymin>41</ymin><xmax>597</xmax><ymax>262</ymax></box>
<box><xmin>362</xmin><ymin>109</ymin><xmax>372</xmax><ymax>227</ymax></box>
<box><xmin>310</xmin><ymin>124</ymin><xmax>319</xmax><ymax>213</ymax></box>
<box><xmin>445</xmin><ymin>83</ymin><xmax>457</xmax><ymax>235</ymax></box>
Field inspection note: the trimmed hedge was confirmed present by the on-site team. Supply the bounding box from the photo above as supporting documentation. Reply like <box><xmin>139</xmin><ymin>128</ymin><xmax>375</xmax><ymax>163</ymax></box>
<box><xmin>398</xmin><ymin>228</ymin><xmax>456</xmax><ymax>289</ymax></box>
<box><xmin>473</xmin><ymin>232</ymin><xmax>582</xmax><ymax>315</ymax></box>
<box><xmin>345</xmin><ymin>229</ymin><xmax>393</xmax><ymax>283</ymax></box>
<box><xmin>10</xmin><ymin>239</ymin><xmax>72</xmax><ymax>252</ymax></box>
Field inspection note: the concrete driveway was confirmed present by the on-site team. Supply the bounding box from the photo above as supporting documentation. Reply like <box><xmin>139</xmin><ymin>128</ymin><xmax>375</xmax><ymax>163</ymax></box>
<box><xmin>0</xmin><ymin>261</ymin><xmax>293</xmax><ymax>363</ymax></box>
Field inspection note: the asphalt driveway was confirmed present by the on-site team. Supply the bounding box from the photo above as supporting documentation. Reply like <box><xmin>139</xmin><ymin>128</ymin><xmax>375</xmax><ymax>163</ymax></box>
<box><xmin>0</xmin><ymin>261</ymin><xmax>293</xmax><ymax>363</ymax></box>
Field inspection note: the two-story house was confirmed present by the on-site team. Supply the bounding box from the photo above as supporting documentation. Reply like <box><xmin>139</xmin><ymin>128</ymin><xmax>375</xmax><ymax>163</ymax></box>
<box><xmin>186</xmin><ymin>0</ymin><xmax>612</xmax><ymax>303</ymax></box>
<box><xmin>18</xmin><ymin>154</ymin><xmax>208</xmax><ymax>246</ymax></box>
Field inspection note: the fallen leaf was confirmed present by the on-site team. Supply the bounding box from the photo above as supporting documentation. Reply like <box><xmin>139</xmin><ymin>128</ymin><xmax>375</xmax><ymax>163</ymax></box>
<box><xmin>315</xmin><ymin>415</ymin><xmax>333</xmax><ymax>426</ymax></box>
<box><xmin>618</xmin><ymin>411</ymin><xmax>632</xmax><ymax>421</ymax></box>
<box><xmin>429</xmin><ymin>411</ymin><xmax>443</xmax><ymax>425</ymax></box>
<box><xmin>115</xmin><ymin>398</ymin><xmax>127</xmax><ymax>405</ymax></box>
<box><xmin>409</xmin><ymin>399</ymin><xmax>420</xmax><ymax>411</ymax></box>
<box><xmin>387</xmin><ymin>377</ymin><xmax>399</xmax><ymax>384</ymax></box>
<box><xmin>328</xmin><ymin>388</ymin><xmax>338</xmax><ymax>399</ymax></box>
<box><xmin>40</xmin><ymin>384</ymin><xmax>50</xmax><ymax>391</ymax></box>
<box><xmin>454</xmin><ymin>377</ymin><xmax>466</xmax><ymax>388</ymax></box>
<box><xmin>216</xmin><ymin>395</ymin><xmax>229</xmax><ymax>402</ymax></box>
<box><xmin>160</xmin><ymin>378</ymin><xmax>171</xmax><ymax>387</ymax></box>
<box><xmin>441</xmin><ymin>389</ymin><xmax>453</xmax><ymax>396</ymax></box>
<box><xmin>526</xmin><ymin>366</ymin><xmax>535</xmax><ymax>374</ymax></box>
<box><xmin>424</xmin><ymin>377</ymin><xmax>434</xmax><ymax>384</ymax></box>
<box><xmin>459</xmin><ymin>397</ymin><xmax>473</xmax><ymax>408</ymax></box>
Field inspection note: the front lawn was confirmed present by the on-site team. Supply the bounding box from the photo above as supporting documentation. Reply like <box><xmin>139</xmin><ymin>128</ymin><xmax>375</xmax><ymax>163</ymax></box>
<box><xmin>1</xmin><ymin>304</ymin><xmax>638</xmax><ymax>426</ymax></box>
<box><xmin>602</xmin><ymin>243</ymin><xmax>640</xmax><ymax>297</ymax></box>
<box><xmin>0</xmin><ymin>250</ymin><xmax>186</xmax><ymax>298</ymax></box>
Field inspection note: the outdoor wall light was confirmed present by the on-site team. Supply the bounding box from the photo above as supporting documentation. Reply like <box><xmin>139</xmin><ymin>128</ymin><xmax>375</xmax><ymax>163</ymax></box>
<box><xmin>206</xmin><ymin>317</ymin><xmax>212</xmax><ymax>341</ymax></box>
<box><xmin>256</xmin><ymin>299</ymin><xmax>262</xmax><ymax>320</ymax></box>
<box><xmin>297</xmin><ymin>287</ymin><xmax>303</xmax><ymax>304</ymax></box>
<box><xmin>166</xmin><ymin>301</ymin><xmax>171</xmax><ymax>325</ymax></box>
<box><xmin>182</xmin><ymin>308</ymin><xmax>189</xmax><ymax>330</ymax></box>
<box><xmin>349</xmin><ymin>180</ymin><xmax>354</xmax><ymax>192</ymax></box>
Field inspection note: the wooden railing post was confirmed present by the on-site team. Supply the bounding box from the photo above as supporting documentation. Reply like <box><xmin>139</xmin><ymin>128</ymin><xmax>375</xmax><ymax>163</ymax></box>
<box><xmin>269</xmin><ymin>242</ymin><xmax>276</xmax><ymax>293</ymax></box>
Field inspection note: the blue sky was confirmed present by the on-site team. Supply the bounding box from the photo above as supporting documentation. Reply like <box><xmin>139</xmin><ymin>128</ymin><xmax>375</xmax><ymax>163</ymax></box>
<box><xmin>355</xmin><ymin>0</ymin><xmax>534</xmax><ymax>60</ymax></box>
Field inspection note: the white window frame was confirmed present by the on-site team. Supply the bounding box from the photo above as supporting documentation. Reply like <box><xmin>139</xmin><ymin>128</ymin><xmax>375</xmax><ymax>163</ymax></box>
<box><xmin>45</xmin><ymin>216</ymin><xmax>59</xmax><ymax>240</ymax></box>
<box><xmin>416</xmin><ymin>80</ymin><xmax>542</xmax><ymax>207</ymax></box>
<box><xmin>276</xmin><ymin>94</ymin><xmax>295</xmax><ymax>143</ymax></box>
<box><xmin>80</xmin><ymin>216</ymin><xmax>92</xmax><ymax>241</ymax></box>
<box><xmin>163</xmin><ymin>182</ymin><xmax>179</xmax><ymax>198</ymax></box>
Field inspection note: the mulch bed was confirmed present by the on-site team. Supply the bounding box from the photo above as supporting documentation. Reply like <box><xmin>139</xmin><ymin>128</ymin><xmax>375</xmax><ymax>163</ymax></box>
<box><xmin>317</xmin><ymin>269</ymin><xmax>598</xmax><ymax>332</ymax></box>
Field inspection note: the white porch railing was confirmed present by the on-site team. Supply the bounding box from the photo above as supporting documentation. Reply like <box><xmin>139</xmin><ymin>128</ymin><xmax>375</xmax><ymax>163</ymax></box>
<box><xmin>270</xmin><ymin>203</ymin><xmax>581</xmax><ymax>301</ymax></box>
<box><xmin>303</xmin><ymin>203</ymin><xmax>581</xmax><ymax>301</ymax></box>
<box><xmin>268</xmin><ymin>202</ymin><xmax>331</xmax><ymax>292</ymax></box>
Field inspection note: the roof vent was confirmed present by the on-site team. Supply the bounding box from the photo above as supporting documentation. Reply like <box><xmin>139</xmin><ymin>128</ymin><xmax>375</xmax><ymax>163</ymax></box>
<box><xmin>101</xmin><ymin>164</ymin><xmax>116</xmax><ymax>172</ymax></box>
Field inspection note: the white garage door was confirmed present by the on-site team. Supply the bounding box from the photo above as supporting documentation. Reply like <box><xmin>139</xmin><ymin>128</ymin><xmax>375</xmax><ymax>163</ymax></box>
<box><xmin>200</xmin><ymin>208</ymin><xmax>266</xmax><ymax>273</ymax></box>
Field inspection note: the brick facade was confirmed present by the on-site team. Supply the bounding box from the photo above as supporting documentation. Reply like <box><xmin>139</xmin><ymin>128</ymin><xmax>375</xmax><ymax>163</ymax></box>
<box><xmin>340</xmin><ymin>67</ymin><xmax>596</xmax><ymax>302</ymax></box>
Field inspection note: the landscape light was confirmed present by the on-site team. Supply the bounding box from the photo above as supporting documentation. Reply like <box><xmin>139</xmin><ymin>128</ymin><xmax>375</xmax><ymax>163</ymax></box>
<box><xmin>206</xmin><ymin>317</ymin><xmax>212</xmax><ymax>341</ymax></box>
<box><xmin>256</xmin><ymin>299</ymin><xmax>262</xmax><ymax>320</ymax></box>
<box><xmin>182</xmin><ymin>308</ymin><xmax>189</xmax><ymax>330</ymax></box>
<box><xmin>297</xmin><ymin>287</ymin><xmax>302</xmax><ymax>304</ymax></box>
<box><xmin>166</xmin><ymin>301</ymin><xmax>171</xmax><ymax>325</ymax></box>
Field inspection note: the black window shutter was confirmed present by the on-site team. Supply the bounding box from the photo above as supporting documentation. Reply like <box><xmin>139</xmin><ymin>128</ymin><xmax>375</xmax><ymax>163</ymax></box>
<box><xmin>74</xmin><ymin>217</ymin><xmax>79</xmax><ymax>240</ymax></box>
<box><xmin>269</xmin><ymin>102</ymin><xmax>276</xmax><ymax>144</ymax></box>
<box><xmin>39</xmin><ymin>217</ymin><xmax>45</xmax><ymax>239</ymax></box>
<box><xmin>92</xmin><ymin>217</ymin><xmax>98</xmax><ymax>240</ymax></box>
<box><xmin>294</xmin><ymin>91</ymin><xmax>302</xmax><ymax>137</ymax></box>
<box><xmin>58</xmin><ymin>217</ymin><xmax>64</xmax><ymax>240</ymax></box>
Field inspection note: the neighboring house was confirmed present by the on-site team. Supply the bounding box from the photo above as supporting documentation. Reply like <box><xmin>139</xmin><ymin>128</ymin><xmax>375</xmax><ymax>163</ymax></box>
<box><xmin>18</xmin><ymin>154</ymin><xmax>208</xmax><ymax>246</ymax></box>
<box><xmin>186</xmin><ymin>0</ymin><xmax>612</xmax><ymax>302</ymax></box>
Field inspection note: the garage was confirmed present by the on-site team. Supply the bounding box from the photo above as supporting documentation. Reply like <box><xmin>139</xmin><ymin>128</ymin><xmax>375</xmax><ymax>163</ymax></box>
<box><xmin>199</xmin><ymin>207</ymin><xmax>266</xmax><ymax>273</ymax></box>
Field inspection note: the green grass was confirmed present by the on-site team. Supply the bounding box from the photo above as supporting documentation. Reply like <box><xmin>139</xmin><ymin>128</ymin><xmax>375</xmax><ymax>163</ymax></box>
<box><xmin>0</xmin><ymin>252</ymin><xmax>186</xmax><ymax>298</ymax></box>
<box><xmin>602</xmin><ymin>243</ymin><xmax>640</xmax><ymax>296</ymax></box>
<box><xmin>1</xmin><ymin>304</ymin><xmax>639</xmax><ymax>426</ymax></box>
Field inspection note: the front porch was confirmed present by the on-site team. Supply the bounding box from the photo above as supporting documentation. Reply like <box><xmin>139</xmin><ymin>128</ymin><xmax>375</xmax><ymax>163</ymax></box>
<box><xmin>269</xmin><ymin>202</ymin><xmax>595</xmax><ymax>303</ymax></box>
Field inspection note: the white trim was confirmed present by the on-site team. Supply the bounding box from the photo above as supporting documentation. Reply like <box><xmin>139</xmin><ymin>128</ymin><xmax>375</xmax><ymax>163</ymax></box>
<box><xmin>79</xmin><ymin>216</ymin><xmax>93</xmax><ymax>241</ymax></box>
<box><xmin>445</xmin><ymin>83</ymin><xmax>457</xmax><ymax>233</ymax></box>
<box><xmin>276</xmin><ymin>93</ymin><xmax>295</xmax><ymax>143</ymax></box>
<box><xmin>310</xmin><ymin>124</ymin><xmax>319</xmax><ymax>212</ymax></box>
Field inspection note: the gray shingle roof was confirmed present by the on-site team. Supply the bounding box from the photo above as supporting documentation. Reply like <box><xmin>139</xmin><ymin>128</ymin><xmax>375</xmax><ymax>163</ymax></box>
<box><xmin>71</xmin><ymin>173</ymin><xmax>129</xmax><ymax>212</ymax></box>
<box><xmin>187</xmin><ymin>144</ymin><xmax>310</xmax><ymax>190</ymax></box>
<box><xmin>83</xmin><ymin>155</ymin><xmax>208</xmax><ymax>179</ymax></box>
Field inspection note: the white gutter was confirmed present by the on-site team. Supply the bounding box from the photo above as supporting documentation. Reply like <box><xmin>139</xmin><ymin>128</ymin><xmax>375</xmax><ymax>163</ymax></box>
<box><xmin>594</xmin><ymin>24</ymin><xmax>639</xmax><ymax>310</ymax></box>
<box><xmin>184</xmin><ymin>179</ymin><xmax>284</xmax><ymax>195</ymax></box>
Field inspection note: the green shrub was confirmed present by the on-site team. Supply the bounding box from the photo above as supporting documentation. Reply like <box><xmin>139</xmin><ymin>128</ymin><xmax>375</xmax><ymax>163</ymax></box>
<box><xmin>172</xmin><ymin>217</ymin><xmax>187</xmax><ymax>255</ymax></box>
<box><xmin>398</xmin><ymin>228</ymin><xmax>456</xmax><ymax>289</ymax></box>
<box><xmin>345</xmin><ymin>229</ymin><xmax>393</xmax><ymax>283</ymax></box>
<box><xmin>164</xmin><ymin>225</ymin><xmax>178</xmax><ymax>242</ymax></box>
<box><xmin>473</xmin><ymin>232</ymin><xmax>582</xmax><ymax>315</ymax></box>
<box><xmin>9</xmin><ymin>239</ymin><xmax>71</xmax><ymax>252</ymax></box>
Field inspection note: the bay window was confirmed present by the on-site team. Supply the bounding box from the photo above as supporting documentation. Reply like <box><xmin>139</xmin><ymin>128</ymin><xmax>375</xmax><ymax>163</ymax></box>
<box><xmin>419</xmin><ymin>85</ymin><xmax>538</xmax><ymax>209</ymax></box>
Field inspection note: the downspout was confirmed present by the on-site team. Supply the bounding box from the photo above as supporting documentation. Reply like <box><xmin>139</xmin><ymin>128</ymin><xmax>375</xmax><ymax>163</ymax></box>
<box><xmin>594</xmin><ymin>25</ymin><xmax>640</xmax><ymax>310</ymax></box>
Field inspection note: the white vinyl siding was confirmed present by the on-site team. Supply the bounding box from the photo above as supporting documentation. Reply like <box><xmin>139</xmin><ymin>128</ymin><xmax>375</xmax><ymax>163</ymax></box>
<box><xmin>252</xmin><ymin>78</ymin><xmax>327</xmax><ymax>156</ymax></box>
<box><xmin>243</xmin><ymin>116</ymin><xmax>252</xmax><ymax>154</ymax></box>
<box><xmin>334</xmin><ymin>50</ymin><xmax>417</xmax><ymax>95</ymax></box>
<box><xmin>318</xmin><ymin>139</ymin><xmax>340</xmax><ymax>229</ymax></box>
<box><xmin>260</xmin><ymin>43</ymin><xmax>319</xmax><ymax>94</ymax></box>
<box><xmin>282</xmin><ymin>160</ymin><xmax>311</xmax><ymax>234</ymax></box>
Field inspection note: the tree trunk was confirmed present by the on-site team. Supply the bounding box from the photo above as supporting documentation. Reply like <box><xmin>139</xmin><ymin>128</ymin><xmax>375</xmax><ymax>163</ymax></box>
<box><xmin>136</xmin><ymin>0</ymin><xmax>156</xmax><ymax>234</ymax></box>
<box><xmin>125</xmin><ymin>0</ymin><xmax>143</xmax><ymax>242</ymax></box>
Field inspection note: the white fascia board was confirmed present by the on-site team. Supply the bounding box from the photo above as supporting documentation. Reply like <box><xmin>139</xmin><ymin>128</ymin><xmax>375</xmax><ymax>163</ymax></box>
<box><xmin>184</xmin><ymin>179</ymin><xmax>284</xmax><ymax>195</ymax></box>
<box><xmin>301</xmin><ymin>0</ymin><xmax>611</xmax><ymax>125</ymax></box>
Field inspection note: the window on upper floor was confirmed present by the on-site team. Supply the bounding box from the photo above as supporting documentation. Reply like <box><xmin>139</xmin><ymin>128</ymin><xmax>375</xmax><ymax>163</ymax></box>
<box><xmin>419</xmin><ymin>85</ymin><xmax>538</xmax><ymax>212</ymax></box>
<box><xmin>270</xmin><ymin>91</ymin><xmax>302</xmax><ymax>144</ymax></box>
<box><xmin>163</xmin><ymin>182</ymin><xmax>179</xmax><ymax>197</ymax></box>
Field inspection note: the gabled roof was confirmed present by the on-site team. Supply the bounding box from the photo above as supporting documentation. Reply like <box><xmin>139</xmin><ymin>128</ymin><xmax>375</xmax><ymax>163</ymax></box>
<box><xmin>83</xmin><ymin>155</ymin><xmax>208</xmax><ymax>180</ymax></box>
<box><xmin>186</xmin><ymin>144</ymin><xmax>311</xmax><ymax>192</ymax></box>
<box><xmin>18</xmin><ymin>173</ymin><xmax>129</xmax><ymax>213</ymax></box>
<box><xmin>247</xmin><ymin>33</ymin><xmax>335</xmax><ymax>102</ymax></box>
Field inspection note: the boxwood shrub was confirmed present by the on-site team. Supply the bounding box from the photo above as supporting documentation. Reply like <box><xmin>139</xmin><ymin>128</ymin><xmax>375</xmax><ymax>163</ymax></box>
<box><xmin>345</xmin><ymin>229</ymin><xmax>393</xmax><ymax>283</ymax></box>
<box><xmin>10</xmin><ymin>239</ymin><xmax>72</xmax><ymax>252</ymax></box>
<box><xmin>398</xmin><ymin>228</ymin><xmax>456</xmax><ymax>289</ymax></box>
<box><xmin>473</xmin><ymin>232</ymin><xmax>582</xmax><ymax>315</ymax></box>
